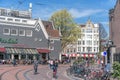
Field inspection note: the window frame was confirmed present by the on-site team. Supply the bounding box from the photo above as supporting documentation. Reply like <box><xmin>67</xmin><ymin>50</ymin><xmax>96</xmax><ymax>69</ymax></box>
<box><xmin>26</xmin><ymin>30</ymin><xmax>32</xmax><ymax>37</ymax></box>
<box><xmin>19</xmin><ymin>29</ymin><xmax>25</xmax><ymax>36</ymax></box>
<box><xmin>3</xmin><ymin>28</ymin><xmax>10</xmax><ymax>35</ymax></box>
<box><xmin>11</xmin><ymin>29</ymin><xmax>18</xmax><ymax>36</ymax></box>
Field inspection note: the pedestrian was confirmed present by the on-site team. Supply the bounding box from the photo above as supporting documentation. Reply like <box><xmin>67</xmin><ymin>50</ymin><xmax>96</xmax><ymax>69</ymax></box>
<box><xmin>13</xmin><ymin>58</ymin><xmax>16</xmax><ymax>67</ymax></box>
<box><xmin>33</xmin><ymin>59</ymin><xmax>38</xmax><ymax>74</ymax></box>
<box><xmin>52</xmin><ymin>60</ymin><xmax>58</xmax><ymax>78</ymax></box>
<box><xmin>49</xmin><ymin>59</ymin><xmax>53</xmax><ymax>69</ymax></box>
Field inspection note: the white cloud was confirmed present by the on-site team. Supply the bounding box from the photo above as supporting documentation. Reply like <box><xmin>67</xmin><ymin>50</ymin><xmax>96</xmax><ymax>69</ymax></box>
<box><xmin>69</xmin><ymin>8</ymin><xmax>104</xmax><ymax>18</ymax></box>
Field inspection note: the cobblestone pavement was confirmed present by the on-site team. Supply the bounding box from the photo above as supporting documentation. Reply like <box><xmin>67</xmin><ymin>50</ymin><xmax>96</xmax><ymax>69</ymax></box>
<box><xmin>25</xmin><ymin>65</ymin><xmax>75</xmax><ymax>80</ymax></box>
<box><xmin>0</xmin><ymin>64</ymin><xmax>83</xmax><ymax>80</ymax></box>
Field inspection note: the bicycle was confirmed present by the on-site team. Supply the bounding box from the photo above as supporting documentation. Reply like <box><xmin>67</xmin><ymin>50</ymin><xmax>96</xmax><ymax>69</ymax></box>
<box><xmin>53</xmin><ymin>69</ymin><xmax>57</xmax><ymax>78</ymax></box>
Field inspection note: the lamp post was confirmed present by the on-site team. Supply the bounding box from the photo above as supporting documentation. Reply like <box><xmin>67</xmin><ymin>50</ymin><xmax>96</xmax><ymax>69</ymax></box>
<box><xmin>105</xmin><ymin>40</ymin><xmax>114</xmax><ymax>72</ymax></box>
<box><xmin>106</xmin><ymin>40</ymin><xmax>113</xmax><ymax>63</ymax></box>
<box><xmin>48</xmin><ymin>39</ymin><xmax>50</xmax><ymax>60</ymax></box>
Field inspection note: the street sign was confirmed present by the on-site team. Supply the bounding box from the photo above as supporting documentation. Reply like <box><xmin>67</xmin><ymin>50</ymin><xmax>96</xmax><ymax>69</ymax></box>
<box><xmin>103</xmin><ymin>51</ymin><xmax>107</xmax><ymax>56</ymax></box>
<box><xmin>101</xmin><ymin>51</ymin><xmax>107</xmax><ymax>56</ymax></box>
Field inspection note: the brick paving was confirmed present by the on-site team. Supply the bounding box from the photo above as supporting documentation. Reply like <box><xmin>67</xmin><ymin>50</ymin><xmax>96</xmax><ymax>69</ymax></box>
<box><xmin>0</xmin><ymin>65</ymin><xmax>32</xmax><ymax>80</ymax></box>
<box><xmin>0</xmin><ymin>64</ymin><xmax>77</xmax><ymax>80</ymax></box>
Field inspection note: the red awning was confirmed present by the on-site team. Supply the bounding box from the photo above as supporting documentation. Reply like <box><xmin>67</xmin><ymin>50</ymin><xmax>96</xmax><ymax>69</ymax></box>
<box><xmin>0</xmin><ymin>47</ymin><xmax>6</xmax><ymax>52</ymax></box>
<box><xmin>37</xmin><ymin>49</ymin><xmax>50</xmax><ymax>53</ymax></box>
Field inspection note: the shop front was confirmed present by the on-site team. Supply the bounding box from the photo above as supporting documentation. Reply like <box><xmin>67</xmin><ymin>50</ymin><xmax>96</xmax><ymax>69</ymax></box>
<box><xmin>5</xmin><ymin>47</ymin><xmax>39</xmax><ymax>60</ymax></box>
<box><xmin>37</xmin><ymin>48</ymin><xmax>50</xmax><ymax>63</ymax></box>
<box><xmin>0</xmin><ymin>47</ymin><xmax>6</xmax><ymax>60</ymax></box>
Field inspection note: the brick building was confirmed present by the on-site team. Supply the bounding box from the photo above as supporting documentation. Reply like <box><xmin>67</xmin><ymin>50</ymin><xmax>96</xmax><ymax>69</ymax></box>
<box><xmin>109</xmin><ymin>0</ymin><xmax>120</xmax><ymax>62</ymax></box>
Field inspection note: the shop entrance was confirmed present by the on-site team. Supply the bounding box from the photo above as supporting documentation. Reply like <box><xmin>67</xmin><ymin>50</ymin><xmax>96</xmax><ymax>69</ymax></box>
<box><xmin>0</xmin><ymin>54</ymin><xmax>3</xmax><ymax>59</ymax></box>
<box><xmin>42</xmin><ymin>53</ymin><xmax>46</xmax><ymax>60</ymax></box>
<box><xmin>21</xmin><ymin>55</ymin><xmax>26</xmax><ymax>59</ymax></box>
<box><xmin>28</xmin><ymin>54</ymin><xmax>33</xmax><ymax>60</ymax></box>
<box><xmin>14</xmin><ymin>55</ymin><xmax>18</xmax><ymax>60</ymax></box>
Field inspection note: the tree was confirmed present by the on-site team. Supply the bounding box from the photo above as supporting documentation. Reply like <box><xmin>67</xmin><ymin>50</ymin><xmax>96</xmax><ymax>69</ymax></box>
<box><xmin>112</xmin><ymin>61</ymin><xmax>120</xmax><ymax>80</ymax></box>
<box><xmin>49</xmin><ymin>9</ymin><xmax>81</xmax><ymax>49</ymax></box>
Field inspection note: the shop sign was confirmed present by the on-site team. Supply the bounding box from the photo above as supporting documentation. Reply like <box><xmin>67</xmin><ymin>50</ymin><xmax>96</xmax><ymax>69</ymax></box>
<box><xmin>0</xmin><ymin>38</ymin><xmax>18</xmax><ymax>44</ymax></box>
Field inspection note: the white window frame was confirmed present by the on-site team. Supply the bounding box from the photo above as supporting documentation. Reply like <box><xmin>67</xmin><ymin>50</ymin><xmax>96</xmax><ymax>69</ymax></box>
<box><xmin>50</xmin><ymin>46</ymin><xmax>54</xmax><ymax>50</ymax></box>
<box><xmin>19</xmin><ymin>29</ymin><xmax>25</xmax><ymax>36</ymax></box>
<box><xmin>3</xmin><ymin>28</ymin><xmax>10</xmax><ymax>35</ymax></box>
<box><xmin>50</xmin><ymin>40</ymin><xmax>54</xmax><ymax>43</ymax></box>
<box><xmin>22</xmin><ymin>20</ymin><xmax>27</xmax><ymax>23</ymax></box>
<box><xmin>11</xmin><ymin>29</ymin><xmax>18</xmax><ymax>36</ymax></box>
<box><xmin>26</xmin><ymin>30</ymin><xmax>32</xmax><ymax>37</ymax></box>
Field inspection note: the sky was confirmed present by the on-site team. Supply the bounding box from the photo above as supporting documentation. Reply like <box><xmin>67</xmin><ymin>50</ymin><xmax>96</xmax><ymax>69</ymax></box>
<box><xmin>0</xmin><ymin>0</ymin><xmax>117</xmax><ymax>34</ymax></box>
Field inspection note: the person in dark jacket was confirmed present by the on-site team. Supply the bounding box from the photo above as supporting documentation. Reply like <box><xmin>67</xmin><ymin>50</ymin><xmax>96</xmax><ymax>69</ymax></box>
<box><xmin>33</xmin><ymin>59</ymin><xmax>38</xmax><ymax>74</ymax></box>
<box><xmin>52</xmin><ymin>60</ymin><xmax>58</xmax><ymax>78</ymax></box>
<box><xmin>13</xmin><ymin>59</ymin><xmax>16</xmax><ymax>67</ymax></box>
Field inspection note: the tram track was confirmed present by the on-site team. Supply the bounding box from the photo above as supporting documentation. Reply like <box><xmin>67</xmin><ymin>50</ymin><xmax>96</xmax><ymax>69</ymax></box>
<box><xmin>0</xmin><ymin>67</ymin><xmax>19</xmax><ymax>80</ymax></box>
<box><xmin>0</xmin><ymin>65</ymin><xmax>32</xmax><ymax>80</ymax></box>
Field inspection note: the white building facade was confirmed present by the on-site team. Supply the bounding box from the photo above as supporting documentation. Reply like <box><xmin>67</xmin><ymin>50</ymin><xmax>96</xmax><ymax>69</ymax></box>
<box><xmin>77</xmin><ymin>20</ymin><xmax>100</xmax><ymax>58</ymax></box>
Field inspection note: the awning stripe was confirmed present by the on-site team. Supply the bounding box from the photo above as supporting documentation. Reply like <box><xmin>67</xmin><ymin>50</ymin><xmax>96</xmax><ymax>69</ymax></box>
<box><xmin>62</xmin><ymin>53</ymin><xmax>96</xmax><ymax>57</ymax></box>
<box><xmin>5</xmin><ymin>47</ymin><xmax>38</xmax><ymax>54</ymax></box>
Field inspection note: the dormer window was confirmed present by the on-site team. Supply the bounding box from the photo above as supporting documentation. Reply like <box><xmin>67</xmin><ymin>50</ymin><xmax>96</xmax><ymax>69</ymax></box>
<box><xmin>26</xmin><ymin>30</ymin><xmax>32</xmax><ymax>37</ymax></box>
<box><xmin>50</xmin><ymin>40</ymin><xmax>54</xmax><ymax>43</ymax></box>
<box><xmin>35</xmin><ymin>23</ymin><xmax>41</xmax><ymax>31</ymax></box>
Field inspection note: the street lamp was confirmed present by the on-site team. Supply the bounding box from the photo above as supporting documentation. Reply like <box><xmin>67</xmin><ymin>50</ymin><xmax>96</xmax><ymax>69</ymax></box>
<box><xmin>106</xmin><ymin>40</ymin><xmax>113</xmax><ymax>63</ymax></box>
<box><xmin>48</xmin><ymin>39</ymin><xmax>50</xmax><ymax>60</ymax></box>
<box><xmin>105</xmin><ymin>40</ymin><xmax>114</xmax><ymax>73</ymax></box>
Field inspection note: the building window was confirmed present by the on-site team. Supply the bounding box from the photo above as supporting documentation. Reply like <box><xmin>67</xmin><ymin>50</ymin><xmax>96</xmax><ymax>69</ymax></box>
<box><xmin>7</xmin><ymin>18</ymin><xmax>13</xmax><ymax>21</ymax></box>
<box><xmin>87</xmin><ymin>35</ymin><xmax>92</xmax><ymax>39</ymax></box>
<box><xmin>15</xmin><ymin>19</ymin><xmax>20</xmax><ymax>22</ymax></box>
<box><xmin>35</xmin><ymin>24</ymin><xmax>41</xmax><ymax>31</ymax></box>
<box><xmin>11</xmin><ymin>29</ymin><xmax>18</xmax><ymax>36</ymax></box>
<box><xmin>83</xmin><ymin>47</ymin><xmax>85</xmax><ymax>52</ymax></box>
<box><xmin>26</xmin><ymin>30</ymin><xmax>32</xmax><ymax>37</ymax></box>
<box><xmin>19</xmin><ymin>29</ymin><xmax>25</xmax><ymax>36</ymax></box>
<box><xmin>67</xmin><ymin>49</ymin><xmax>69</xmax><ymax>53</ymax></box>
<box><xmin>78</xmin><ymin>41</ymin><xmax>81</xmax><ymax>45</ymax></box>
<box><xmin>78</xmin><ymin>47</ymin><xmax>81</xmax><ymax>51</ymax></box>
<box><xmin>86</xmin><ymin>29</ymin><xmax>92</xmax><ymax>33</ymax></box>
<box><xmin>50</xmin><ymin>46</ymin><xmax>54</xmax><ymax>50</ymax></box>
<box><xmin>83</xmin><ymin>41</ymin><xmax>85</xmax><ymax>45</ymax></box>
<box><xmin>3</xmin><ymin>28</ymin><xmax>10</xmax><ymax>35</ymax></box>
<box><xmin>22</xmin><ymin>20</ymin><xmax>27</xmax><ymax>23</ymax></box>
<box><xmin>74</xmin><ymin>49</ymin><xmax>76</xmax><ymax>52</ymax></box>
<box><xmin>70</xmin><ymin>49</ymin><xmax>72</xmax><ymax>53</ymax></box>
<box><xmin>87</xmin><ymin>40</ymin><xmax>92</xmax><ymax>45</ymax></box>
<box><xmin>50</xmin><ymin>40</ymin><xmax>54</xmax><ymax>43</ymax></box>
<box><xmin>0</xmin><ymin>17</ymin><xmax>5</xmax><ymax>20</ymax></box>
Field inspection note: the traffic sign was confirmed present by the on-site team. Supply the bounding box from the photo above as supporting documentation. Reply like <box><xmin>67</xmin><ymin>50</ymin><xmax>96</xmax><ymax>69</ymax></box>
<box><xmin>101</xmin><ymin>51</ymin><xmax>107</xmax><ymax>56</ymax></box>
<box><xmin>103</xmin><ymin>51</ymin><xmax>107</xmax><ymax>56</ymax></box>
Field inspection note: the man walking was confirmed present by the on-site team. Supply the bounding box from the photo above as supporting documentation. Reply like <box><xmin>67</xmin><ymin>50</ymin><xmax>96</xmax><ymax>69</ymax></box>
<box><xmin>33</xmin><ymin>59</ymin><xmax>38</xmax><ymax>74</ymax></box>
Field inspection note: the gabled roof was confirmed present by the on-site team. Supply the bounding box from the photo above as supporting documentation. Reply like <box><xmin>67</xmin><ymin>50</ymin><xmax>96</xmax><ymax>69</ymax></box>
<box><xmin>42</xmin><ymin>20</ymin><xmax>60</xmax><ymax>38</ymax></box>
<box><xmin>79</xmin><ymin>24</ymin><xmax>85</xmax><ymax>27</ymax></box>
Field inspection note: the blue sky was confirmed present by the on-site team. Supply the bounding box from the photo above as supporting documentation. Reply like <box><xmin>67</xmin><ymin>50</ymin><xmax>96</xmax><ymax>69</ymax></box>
<box><xmin>0</xmin><ymin>0</ymin><xmax>117</xmax><ymax>34</ymax></box>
